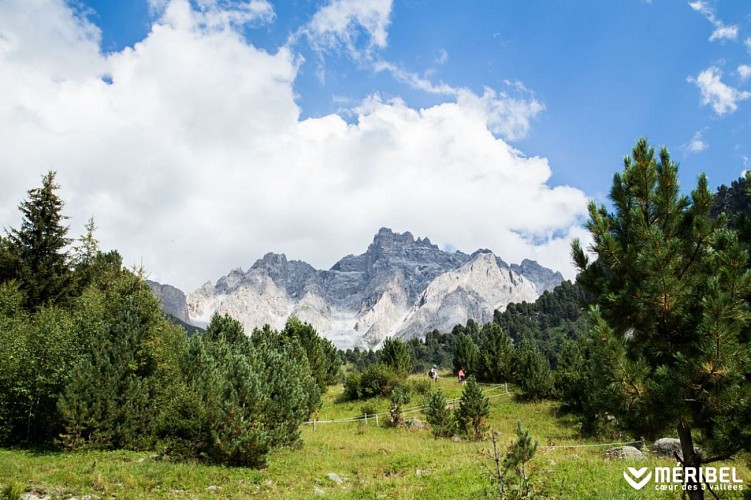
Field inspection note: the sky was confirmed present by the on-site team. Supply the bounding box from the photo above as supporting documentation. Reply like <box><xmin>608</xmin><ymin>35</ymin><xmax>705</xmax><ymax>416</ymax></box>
<box><xmin>1</xmin><ymin>0</ymin><xmax>750</xmax><ymax>291</ymax></box>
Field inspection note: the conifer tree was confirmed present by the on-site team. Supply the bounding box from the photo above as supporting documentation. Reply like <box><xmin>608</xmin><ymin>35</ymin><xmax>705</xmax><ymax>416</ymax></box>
<box><xmin>281</xmin><ymin>316</ymin><xmax>341</xmax><ymax>391</ymax></box>
<box><xmin>502</xmin><ymin>420</ymin><xmax>539</xmax><ymax>497</ymax></box>
<box><xmin>478</xmin><ymin>323</ymin><xmax>514</xmax><ymax>383</ymax></box>
<box><xmin>456</xmin><ymin>376</ymin><xmax>490</xmax><ymax>440</ymax></box>
<box><xmin>425</xmin><ymin>389</ymin><xmax>455</xmax><ymax>438</ymax></box>
<box><xmin>4</xmin><ymin>171</ymin><xmax>73</xmax><ymax>310</ymax></box>
<box><xmin>379</xmin><ymin>337</ymin><xmax>412</xmax><ymax>378</ymax></box>
<box><xmin>58</xmin><ymin>295</ymin><xmax>158</xmax><ymax>450</ymax></box>
<box><xmin>514</xmin><ymin>338</ymin><xmax>554</xmax><ymax>401</ymax></box>
<box><xmin>205</xmin><ymin>312</ymin><xmax>245</xmax><ymax>344</ymax></box>
<box><xmin>572</xmin><ymin>139</ymin><xmax>751</xmax><ymax>499</ymax></box>
<box><xmin>453</xmin><ymin>333</ymin><xmax>479</xmax><ymax>377</ymax></box>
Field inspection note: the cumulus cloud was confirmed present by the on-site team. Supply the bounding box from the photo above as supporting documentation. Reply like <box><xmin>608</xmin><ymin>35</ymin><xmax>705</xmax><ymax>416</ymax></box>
<box><xmin>372</xmin><ymin>61</ymin><xmax>545</xmax><ymax>141</ymax></box>
<box><xmin>739</xmin><ymin>64</ymin><xmax>751</xmax><ymax>81</ymax></box>
<box><xmin>688</xmin><ymin>66</ymin><xmax>750</xmax><ymax>115</ymax></box>
<box><xmin>689</xmin><ymin>0</ymin><xmax>738</xmax><ymax>42</ymax></box>
<box><xmin>301</xmin><ymin>0</ymin><xmax>392</xmax><ymax>58</ymax></box>
<box><xmin>0</xmin><ymin>0</ymin><xmax>588</xmax><ymax>290</ymax></box>
<box><xmin>687</xmin><ymin>130</ymin><xmax>708</xmax><ymax>153</ymax></box>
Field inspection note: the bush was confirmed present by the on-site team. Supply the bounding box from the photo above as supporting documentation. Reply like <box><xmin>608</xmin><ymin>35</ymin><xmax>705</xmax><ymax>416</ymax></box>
<box><xmin>360</xmin><ymin>402</ymin><xmax>378</xmax><ymax>417</ymax></box>
<box><xmin>407</xmin><ymin>378</ymin><xmax>434</xmax><ymax>396</ymax></box>
<box><xmin>342</xmin><ymin>371</ymin><xmax>362</xmax><ymax>401</ymax></box>
<box><xmin>358</xmin><ymin>363</ymin><xmax>403</xmax><ymax>399</ymax></box>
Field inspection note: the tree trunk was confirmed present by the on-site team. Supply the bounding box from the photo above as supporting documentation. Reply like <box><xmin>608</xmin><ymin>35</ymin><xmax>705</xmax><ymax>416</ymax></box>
<box><xmin>677</xmin><ymin>423</ymin><xmax>704</xmax><ymax>500</ymax></box>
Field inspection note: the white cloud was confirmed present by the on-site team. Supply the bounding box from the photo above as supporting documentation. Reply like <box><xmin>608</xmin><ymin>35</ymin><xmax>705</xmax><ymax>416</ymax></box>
<box><xmin>436</xmin><ymin>48</ymin><xmax>449</xmax><ymax>65</ymax></box>
<box><xmin>688</xmin><ymin>66</ymin><xmax>750</xmax><ymax>115</ymax></box>
<box><xmin>372</xmin><ymin>61</ymin><xmax>545</xmax><ymax>141</ymax></box>
<box><xmin>746</xmin><ymin>37</ymin><xmax>751</xmax><ymax>54</ymax></box>
<box><xmin>301</xmin><ymin>0</ymin><xmax>392</xmax><ymax>58</ymax></box>
<box><xmin>687</xmin><ymin>130</ymin><xmax>708</xmax><ymax>153</ymax></box>
<box><xmin>0</xmin><ymin>0</ymin><xmax>588</xmax><ymax>290</ymax></box>
<box><xmin>739</xmin><ymin>64</ymin><xmax>751</xmax><ymax>81</ymax></box>
<box><xmin>689</xmin><ymin>0</ymin><xmax>738</xmax><ymax>42</ymax></box>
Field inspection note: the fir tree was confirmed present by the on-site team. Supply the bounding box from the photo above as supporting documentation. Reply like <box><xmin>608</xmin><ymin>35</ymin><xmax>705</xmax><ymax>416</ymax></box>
<box><xmin>4</xmin><ymin>171</ymin><xmax>73</xmax><ymax>310</ymax></box>
<box><xmin>572</xmin><ymin>138</ymin><xmax>751</xmax><ymax>499</ymax></box>
<box><xmin>456</xmin><ymin>376</ymin><xmax>489</xmax><ymax>440</ymax></box>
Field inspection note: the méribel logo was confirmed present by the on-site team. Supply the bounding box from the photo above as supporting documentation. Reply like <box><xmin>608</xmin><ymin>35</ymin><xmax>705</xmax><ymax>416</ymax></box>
<box><xmin>624</xmin><ymin>467</ymin><xmax>653</xmax><ymax>490</ymax></box>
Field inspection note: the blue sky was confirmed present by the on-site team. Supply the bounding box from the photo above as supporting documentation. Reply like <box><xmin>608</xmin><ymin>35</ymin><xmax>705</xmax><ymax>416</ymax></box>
<box><xmin>1</xmin><ymin>0</ymin><xmax>750</xmax><ymax>289</ymax></box>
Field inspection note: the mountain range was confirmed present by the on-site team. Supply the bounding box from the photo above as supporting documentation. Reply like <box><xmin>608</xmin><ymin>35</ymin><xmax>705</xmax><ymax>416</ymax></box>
<box><xmin>148</xmin><ymin>228</ymin><xmax>563</xmax><ymax>349</ymax></box>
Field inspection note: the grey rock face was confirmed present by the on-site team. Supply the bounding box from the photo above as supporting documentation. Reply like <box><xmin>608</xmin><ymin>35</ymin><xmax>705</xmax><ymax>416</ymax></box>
<box><xmin>152</xmin><ymin>228</ymin><xmax>564</xmax><ymax>348</ymax></box>
<box><xmin>146</xmin><ymin>280</ymin><xmax>189</xmax><ymax>322</ymax></box>
<box><xmin>510</xmin><ymin>259</ymin><xmax>565</xmax><ymax>294</ymax></box>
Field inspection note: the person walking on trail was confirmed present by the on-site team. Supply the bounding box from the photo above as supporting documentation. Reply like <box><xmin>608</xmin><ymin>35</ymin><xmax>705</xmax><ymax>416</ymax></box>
<box><xmin>429</xmin><ymin>365</ymin><xmax>438</xmax><ymax>383</ymax></box>
<box><xmin>458</xmin><ymin>368</ymin><xmax>466</xmax><ymax>384</ymax></box>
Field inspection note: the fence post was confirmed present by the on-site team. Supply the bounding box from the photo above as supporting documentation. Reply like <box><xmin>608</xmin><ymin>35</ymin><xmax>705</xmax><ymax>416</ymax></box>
<box><xmin>365</xmin><ymin>413</ymin><xmax>368</xmax><ymax>425</ymax></box>
<box><xmin>313</xmin><ymin>420</ymin><xmax>317</xmax><ymax>432</ymax></box>
<box><xmin>376</xmin><ymin>414</ymin><xmax>379</xmax><ymax>427</ymax></box>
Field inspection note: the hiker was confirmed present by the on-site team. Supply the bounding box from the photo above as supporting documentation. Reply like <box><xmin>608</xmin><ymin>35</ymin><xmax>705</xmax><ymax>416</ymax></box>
<box><xmin>458</xmin><ymin>368</ymin><xmax>466</xmax><ymax>384</ymax></box>
<box><xmin>429</xmin><ymin>365</ymin><xmax>438</xmax><ymax>383</ymax></box>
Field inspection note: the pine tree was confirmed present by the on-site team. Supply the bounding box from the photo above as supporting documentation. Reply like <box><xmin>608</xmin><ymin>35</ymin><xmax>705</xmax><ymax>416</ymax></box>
<box><xmin>502</xmin><ymin>420</ymin><xmax>539</xmax><ymax>497</ymax></box>
<box><xmin>514</xmin><ymin>338</ymin><xmax>554</xmax><ymax>401</ymax></box>
<box><xmin>453</xmin><ymin>333</ymin><xmax>479</xmax><ymax>377</ymax></box>
<box><xmin>281</xmin><ymin>316</ymin><xmax>341</xmax><ymax>391</ymax></box>
<box><xmin>5</xmin><ymin>171</ymin><xmax>73</xmax><ymax>310</ymax></box>
<box><xmin>425</xmin><ymin>390</ymin><xmax>455</xmax><ymax>439</ymax></box>
<box><xmin>456</xmin><ymin>376</ymin><xmax>489</xmax><ymax>440</ymax></box>
<box><xmin>572</xmin><ymin>139</ymin><xmax>751</xmax><ymax>499</ymax></box>
<box><xmin>205</xmin><ymin>312</ymin><xmax>245</xmax><ymax>344</ymax></box>
<box><xmin>478</xmin><ymin>323</ymin><xmax>514</xmax><ymax>383</ymax></box>
<box><xmin>58</xmin><ymin>295</ymin><xmax>158</xmax><ymax>450</ymax></box>
<box><xmin>379</xmin><ymin>337</ymin><xmax>412</xmax><ymax>378</ymax></box>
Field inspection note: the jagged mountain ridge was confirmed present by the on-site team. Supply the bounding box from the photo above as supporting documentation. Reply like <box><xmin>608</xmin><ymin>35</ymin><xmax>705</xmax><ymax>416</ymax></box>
<box><xmin>149</xmin><ymin>228</ymin><xmax>563</xmax><ymax>348</ymax></box>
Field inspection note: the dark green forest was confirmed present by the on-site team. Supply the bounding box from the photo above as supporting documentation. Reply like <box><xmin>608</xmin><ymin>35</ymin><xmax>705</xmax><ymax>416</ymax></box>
<box><xmin>2</xmin><ymin>139</ymin><xmax>751</xmax><ymax>482</ymax></box>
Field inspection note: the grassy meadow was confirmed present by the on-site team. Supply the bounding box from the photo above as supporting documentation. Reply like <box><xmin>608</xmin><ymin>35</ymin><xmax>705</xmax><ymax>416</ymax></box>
<box><xmin>1</xmin><ymin>373</ymin><xmax>749</xmax><ymax>499</ymax></box>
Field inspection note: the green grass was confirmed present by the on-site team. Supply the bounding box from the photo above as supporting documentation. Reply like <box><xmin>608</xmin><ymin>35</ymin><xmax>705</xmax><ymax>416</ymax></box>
<box><xmin>1</xmin><ymin>375</ymin><xmax>749</xmax><ymax>498</ymax></box>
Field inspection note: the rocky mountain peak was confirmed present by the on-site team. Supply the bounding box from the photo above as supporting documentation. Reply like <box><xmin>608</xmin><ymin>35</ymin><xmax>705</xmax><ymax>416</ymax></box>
<box><xmin>152</xmin><ymin>228</ymin><xmax>565</xmax><ymax>349</ymax></box>
<box><xmin>510</xmin><ymin>259</ymin><xmax>564</xmax><ymax>293</ymax></box>
<box><xmin>248</xmin><ymin>252</ymin><xmax>318</xmax><ymax>299</ymax></box>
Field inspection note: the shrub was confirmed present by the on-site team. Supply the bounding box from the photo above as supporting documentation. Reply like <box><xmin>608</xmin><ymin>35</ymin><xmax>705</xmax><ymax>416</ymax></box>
<box><xmin>342</xmin><ymin>371</ymin><xmax>362</xmax><ymax>401</ymax></box>
<box><xmin>407</xmin><ymin>378</ymin><xmax>434</xmax><ymax>396</ymax></box>
<box><xmin>360</xmin><ymin>402</ymin><xmax>378</xmax><ymax>417</ymax></box>
<box><xmin>358</xmin><ymin>363</ymin><xmax>403</xmax><ymax>399</ymax></box>
<box><xmin>389</xmin><ymin>386</ymin><xmax>410</xmax><ymax>427</ymax></box>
